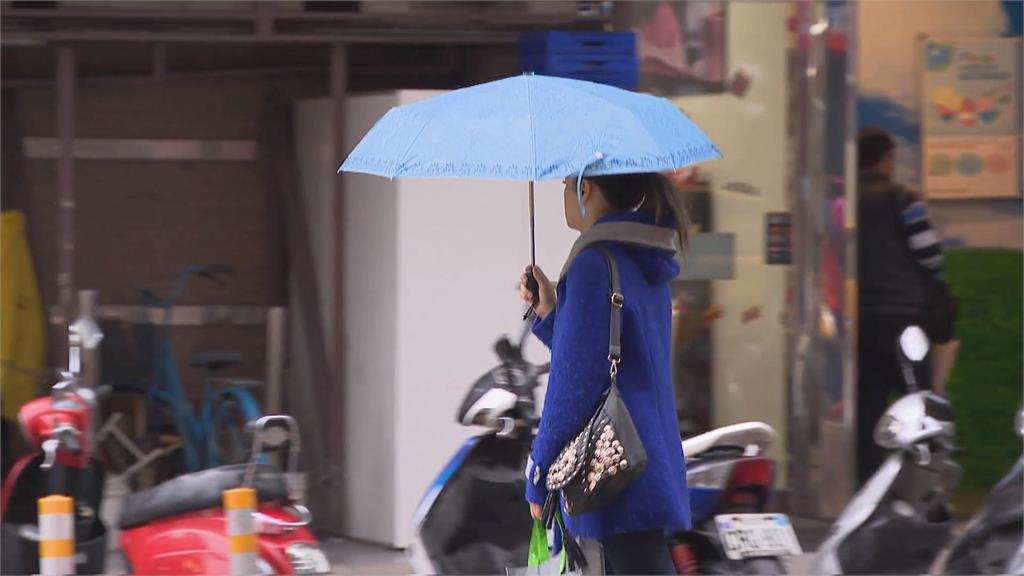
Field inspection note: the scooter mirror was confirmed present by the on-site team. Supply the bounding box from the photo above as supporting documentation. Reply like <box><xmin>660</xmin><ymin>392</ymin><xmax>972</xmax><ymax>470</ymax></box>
<box><xmin>899</xmin><ymin>325</ymin><xmax>930</xmax><ymax>362</ymax></box>
<box><xmin>494</xmin><ymin>337</ymin><xmax>519</xmax><ymax>363</ymax></box>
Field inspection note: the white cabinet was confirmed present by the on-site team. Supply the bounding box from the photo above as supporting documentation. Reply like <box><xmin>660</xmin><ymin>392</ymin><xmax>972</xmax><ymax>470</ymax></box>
<box><xmin>295</xmin><ymin>92</ymin><xmax>575</xmax><ymax>547</ymax></box>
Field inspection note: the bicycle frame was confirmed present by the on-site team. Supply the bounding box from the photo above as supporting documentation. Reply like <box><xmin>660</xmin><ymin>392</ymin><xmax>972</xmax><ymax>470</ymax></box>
<box><xmin>125</xmin><ymin>265</ymin><xmax>262</xmax><ymax>473</ymax></box>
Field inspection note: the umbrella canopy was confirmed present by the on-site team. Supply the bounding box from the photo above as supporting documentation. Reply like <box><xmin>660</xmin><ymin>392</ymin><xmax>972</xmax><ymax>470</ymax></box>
<box><xmin>339</xmin><ymin>74</ymin><xmax>721</xmax><ymax>181</ymax></box>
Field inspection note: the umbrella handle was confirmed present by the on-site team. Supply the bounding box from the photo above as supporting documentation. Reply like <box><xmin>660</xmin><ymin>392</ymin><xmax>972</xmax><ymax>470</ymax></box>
<box><xmin>526</xmin><ymin>273</ymin><xmax>539</xmax><ymax>298</ymax></box>
<box><xmin>523</xmin><ymin>180</ymin><xmax>539</xmax><ymax>321</ymax></box>
<box><xmin>522</xmin><ymin>272</ymin><xmax>539</xmax><ymax>321</ymax></box>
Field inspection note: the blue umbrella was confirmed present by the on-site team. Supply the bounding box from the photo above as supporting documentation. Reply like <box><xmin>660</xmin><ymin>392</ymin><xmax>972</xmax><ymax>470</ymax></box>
<box><xmin>339</xmin><ymin>74</ymin><xmax>720</xmax><ymax>291</ymax></box>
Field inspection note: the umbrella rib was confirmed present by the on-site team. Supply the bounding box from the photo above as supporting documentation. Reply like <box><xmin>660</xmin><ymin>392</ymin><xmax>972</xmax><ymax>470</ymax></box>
<box><xmin>524</xmin><ymin>74</ymin><xmax>539</xmax><ymax>181</ymax></box>
<box><xmin>391</xmin><ymin>113</ymin><xmax>435</xmax><ymax>178</ymax></box>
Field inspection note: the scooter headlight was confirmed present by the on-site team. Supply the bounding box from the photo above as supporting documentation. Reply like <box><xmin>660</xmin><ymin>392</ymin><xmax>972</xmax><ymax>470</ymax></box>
<box><xmin>874</xmin><ymin>413</ymin><xmax>902</xmax><ymax>449</ymax></box>
<box><xmin>286</xmin><ymin>543</ymin><xmax>330</xmax><ymax>575</ymax></box>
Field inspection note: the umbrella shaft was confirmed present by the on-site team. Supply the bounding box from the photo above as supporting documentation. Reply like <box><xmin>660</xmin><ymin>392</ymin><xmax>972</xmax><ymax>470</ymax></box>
<box><xmin>529</xmin><ymin>181</ymin><xmax>536</xmax><ymax>268</ymax></box>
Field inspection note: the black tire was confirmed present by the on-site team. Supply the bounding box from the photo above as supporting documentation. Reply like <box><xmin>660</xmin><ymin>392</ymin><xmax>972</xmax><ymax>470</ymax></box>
<box><xmin>144</xmin><ymin>397</ymin><xmax>188</xmax><ymax>487</ymax></box>
<box><xmin>211</xmin><ymin>397</ymin><xmax>252</xmax><ymax>466</ymax></box>
<box><xmin>945</xmin><ymin>527</ymin><xmax>1023</xmax><ymax>575</ymax></box>
<box><xmin>100</xmin><ymin>392</ymin><xmax>185</xmax><ymax>490</ymax></box>
<box><xmin>742</xmin><ymin>558</ymin><xmax>787</xmax><ymax>575</ymax></box>
<box><xmin>702</xmin><ymin>557</ymin><xmax>788</xmax><ymax>575</ymax></box>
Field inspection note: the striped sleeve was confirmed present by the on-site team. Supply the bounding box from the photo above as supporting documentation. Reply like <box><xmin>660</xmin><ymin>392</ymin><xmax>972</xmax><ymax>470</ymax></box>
<box><xmin>900</xmin><ymin>200</ymin><xmax>944</xmax><ymax>278</ymax></box>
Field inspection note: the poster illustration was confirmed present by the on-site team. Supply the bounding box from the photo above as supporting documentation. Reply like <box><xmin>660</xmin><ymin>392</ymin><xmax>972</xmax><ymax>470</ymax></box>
<box><xmin>921</xmin><ymin>37</ymin><xmax>1021</xmax><ymax>198</ymax></box>
<box><xmin>924</xmin><ymin>136</ymin><xmax>1019</xmax><ymax>198</ymax></box>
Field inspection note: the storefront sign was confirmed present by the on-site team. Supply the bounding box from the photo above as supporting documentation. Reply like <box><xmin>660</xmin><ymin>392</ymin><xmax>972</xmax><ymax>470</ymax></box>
<box><xmin>765</xmin><ymin>212</ymin><xmax>792</xmax><ymax>265</ymax></box>
<box><xmin>921</xmin><ymin>37</ymin><xmax>1022</xmax><ymax>198</ymax></box>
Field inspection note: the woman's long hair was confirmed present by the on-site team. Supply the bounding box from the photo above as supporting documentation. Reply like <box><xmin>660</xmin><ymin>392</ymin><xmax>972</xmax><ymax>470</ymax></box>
<box><xmin>586</xmin><ymin>172</ymin><xmax>691</xmax><ymax>250</ymax></box>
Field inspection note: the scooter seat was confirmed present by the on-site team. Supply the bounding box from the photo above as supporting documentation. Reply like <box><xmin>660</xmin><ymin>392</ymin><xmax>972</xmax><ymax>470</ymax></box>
<box><xmin>119</xmin><ymin>464</ymin><xmax>287</xmax><ymax>529</ymax></box>
<box><xmin>682</xmin><ymin>421</ymin><xmax>777</xmax><ymax>459</ymax></box>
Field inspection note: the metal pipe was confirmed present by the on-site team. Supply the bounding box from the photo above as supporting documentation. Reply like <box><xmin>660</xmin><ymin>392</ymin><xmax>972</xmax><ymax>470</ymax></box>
<box><xmin>1</xmin><ymin>29</ymin><xmax>519</xmax><ymax>46</ymax></box>
<box><xmin>4</xmin><ymin>65</ymin><xmax>330</xmax><ymax>88</ymax></box>
<box><xmin>1</xmin><ymin>6</ymin><xmax>606</xmax><ymax>26</ymax></box>
<box><xmin>5</xmin><ymin>57</ymin><xmax>458</xmax><ymax>88</ymax></box>
<box><xmin>76</xmin><ymin>290</ymin><xmax>100</xmax><ymax>390</ymax></box>
<box><xmin>265</xmin><ymin>307</ymin><xmax>287</xmax><ymax>414</ymax></box>
<box><xmin>152</xmin><ymin>42</ymin><xmax>167</xmax><ymax>79</ymax></box>
<box><xmin>48</xmin><ymin>305</ymin><xmax>275</xmax><ymax>326</ymax></box>
<box><xmin>841</xmin><ymin>0</ymin><xmax>861</xmax><ymax>495</ymax></box>
<box><xmin>328</xmin><ymin>41</ymin><xmax>348</xmax><ymax>535</ymax></box>
<box><xmin>529</xmin><ymin>180</ymin><xmax>536</xmax><ymax>269</ymax></box>
<box><xmin>55</xmin><ymin>45</ymin><xmax>75</xmax><ymax>329</ymax></box>
<box><xmin>24</xmin><ymin>137</ymin><xmax>261</xmax><ymax>161</ymax></box>
<box><xmin>254</xmin><ymin>0</ymin><xmax>274</xmax><ymax>37</ymax></box>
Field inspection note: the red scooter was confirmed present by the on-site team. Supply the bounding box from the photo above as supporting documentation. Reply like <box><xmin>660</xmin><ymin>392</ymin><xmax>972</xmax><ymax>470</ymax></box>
<box><xmin>118</xmin><ymin>415</ymin><xmax>329</xmax><ymax>575</ymax></box>
<box><xmin>1</xmin><ymin>375</ymin><xmax>109</xmax><ymax>575</ymax></box>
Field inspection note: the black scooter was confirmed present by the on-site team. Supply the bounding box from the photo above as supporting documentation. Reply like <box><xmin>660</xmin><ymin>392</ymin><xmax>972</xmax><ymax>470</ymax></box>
<box><xmin>409</xmin><ymin>324</ymin><xmax>545</xmax><ymax>574</ymax></box>
<box><xmin>933</xmin><ymin>407</ymin><xmax>1023</xmax><ymax>575</ymax></box>
<box><xmin>409</xmin><ymin>325</ymin><xmax>799</xmax><ymax>574</ymax></box>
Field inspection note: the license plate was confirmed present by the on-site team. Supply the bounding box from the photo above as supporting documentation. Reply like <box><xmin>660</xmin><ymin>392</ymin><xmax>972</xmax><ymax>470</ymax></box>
<box><xmin>714</xmin><ymin>514</ymin><xmax>803</xmax><ymax>560</ymax></box>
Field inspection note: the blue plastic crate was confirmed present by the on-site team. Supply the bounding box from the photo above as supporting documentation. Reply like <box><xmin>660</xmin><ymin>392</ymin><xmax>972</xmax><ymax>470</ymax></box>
<box><xmin>521</xmin><ymin>31</ymin><xmax>636</xmax><ymax>57</ymax></box>
<box><xmin>520</xmin><ymin>30</ymin><xmax>638</xmax><ymax>90</ymax></box>
<box><xmin>521</xmin><ymin>59</ymin><xmax>638</xmax><ymax>90</ymax></box>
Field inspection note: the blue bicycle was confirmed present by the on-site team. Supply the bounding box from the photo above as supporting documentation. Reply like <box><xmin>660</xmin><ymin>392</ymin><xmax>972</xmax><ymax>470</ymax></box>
<box><xmin>116</xmin><ymin>265</ymin><xmax>263</xmax><ymax>477</ymax></box>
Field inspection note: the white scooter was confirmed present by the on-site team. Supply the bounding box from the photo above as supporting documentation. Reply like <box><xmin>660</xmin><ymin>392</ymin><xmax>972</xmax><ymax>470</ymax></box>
<box><xmin>813</xmin><ymin>326</ymin><xmax>961</xmax><ymax>575</ymax></box>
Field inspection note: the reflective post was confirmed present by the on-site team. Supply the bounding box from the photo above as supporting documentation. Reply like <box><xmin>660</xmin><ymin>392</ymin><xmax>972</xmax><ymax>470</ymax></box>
<box><xmin>39</xmin><ymin>495</ymin><xmax>75</xmax><ymax>575</ymax></box>
<box><xmin>224</xmin><ymin>487</ymin><xmax>258</xmax><ymax>575</ymax></box>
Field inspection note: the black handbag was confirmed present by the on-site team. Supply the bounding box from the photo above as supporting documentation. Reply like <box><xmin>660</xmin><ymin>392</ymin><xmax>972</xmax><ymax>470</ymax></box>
<box><xmin>544</xmin><ymin>245</ymin><xmax>648</xmax><ymax>516</ymax></box>
<box><xmin>922</xmin><ymin>276</ymin><xmax>958</xmax><ymax>344</ymax></box>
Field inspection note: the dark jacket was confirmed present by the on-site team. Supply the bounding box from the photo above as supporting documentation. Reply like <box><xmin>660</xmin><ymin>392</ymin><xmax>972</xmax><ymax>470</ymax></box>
<box><xmin>525</xmin><ymin>210</ymin><xmax>691</xmax><ymax>540</ymax></box>
<box><xmin>858</xmin><ymin>171</ymin><xmax>928</xmax><ymax>316</ymax></box>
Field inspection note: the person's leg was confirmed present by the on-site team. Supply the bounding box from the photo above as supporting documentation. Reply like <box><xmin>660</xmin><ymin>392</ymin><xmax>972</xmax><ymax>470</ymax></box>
<box><xmin>857</xmin><ymin>316</ymin><xmax>893</xmax><ymax>485</ymax></box>
<box><xmin>913</xmin><ymin>315</ymin><xmax>934</xmax><ymax>392</ymax></box>
<box><xmin>602</xmin><ymin>530</ymin><xmax>675</xmax><ymax>576</ymax></box>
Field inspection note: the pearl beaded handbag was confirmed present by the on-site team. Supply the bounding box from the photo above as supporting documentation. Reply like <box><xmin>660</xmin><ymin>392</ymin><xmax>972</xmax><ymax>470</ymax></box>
<box><xmin>544</xmin><ymin>245</ymin><xmax>648</xmax><ymax>516</ymax></box>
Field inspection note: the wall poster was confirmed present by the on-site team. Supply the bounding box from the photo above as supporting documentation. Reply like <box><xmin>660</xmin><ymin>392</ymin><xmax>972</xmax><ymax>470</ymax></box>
<box><xmin>920</xmin><ymin>36</ymin><xmax>1021</xmax><ymax>199</ymax></box>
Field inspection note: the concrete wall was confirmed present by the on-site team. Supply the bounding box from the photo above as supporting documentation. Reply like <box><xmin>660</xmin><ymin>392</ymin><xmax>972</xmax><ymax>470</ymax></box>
<box><xmin>671</xmin><ymin>2</ymin><xmax>791</xmax><ymax>482</ymax></box>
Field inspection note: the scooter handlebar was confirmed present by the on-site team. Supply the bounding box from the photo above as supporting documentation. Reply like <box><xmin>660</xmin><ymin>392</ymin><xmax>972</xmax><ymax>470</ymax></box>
<box><xmin>41</xmin><ymin>439</ymin><xmax>60</xmax><ymax>470</ymax></box>
<box><xmin>39</xmin><ymin>427</ymin><xmax>81</xmax><ymax>471</ymax></box>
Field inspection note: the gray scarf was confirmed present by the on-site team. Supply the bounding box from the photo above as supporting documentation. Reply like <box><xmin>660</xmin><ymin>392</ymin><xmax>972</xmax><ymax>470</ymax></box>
<box><xmin>558</xmin><ymin>221</ymin><xmax>678</xmax><ymax>280</ymax></box>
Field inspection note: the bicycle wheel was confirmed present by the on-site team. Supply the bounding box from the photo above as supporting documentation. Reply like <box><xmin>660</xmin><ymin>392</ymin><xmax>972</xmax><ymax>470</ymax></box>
<box><xmin>210</xmin><ymin>394</ymin><xmax>257</xmax><ymax>466</ymax></box>
<box><xmin>134</xmin><ymin>395</ymin><xmax>190</xmax><ymax>488</ymax></box>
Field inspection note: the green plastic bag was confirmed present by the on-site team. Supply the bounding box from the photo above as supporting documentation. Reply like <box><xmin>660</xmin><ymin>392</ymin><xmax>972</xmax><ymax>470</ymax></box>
<box><xmin>528</xmin><ymin>520</ymin><xmax>550</xmax><ymax>566</ymax></box>
<box><xmin>511</xmin><ymin>516</ymin><xmax>573</xmax><ymax>575</ymax></box>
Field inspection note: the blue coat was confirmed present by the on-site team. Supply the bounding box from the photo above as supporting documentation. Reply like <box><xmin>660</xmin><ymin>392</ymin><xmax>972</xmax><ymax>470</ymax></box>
<box><xmin>525</xmin><ymin>210</ymin><xmax>691</xmax><ymax>540</ymax></box>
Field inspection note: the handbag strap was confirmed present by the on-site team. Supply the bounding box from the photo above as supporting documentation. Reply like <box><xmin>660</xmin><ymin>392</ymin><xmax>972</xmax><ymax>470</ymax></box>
<box><xmin>593</xmin><ymin>245</ymin><xmax>623</xmax><ymax>380</ymax></box>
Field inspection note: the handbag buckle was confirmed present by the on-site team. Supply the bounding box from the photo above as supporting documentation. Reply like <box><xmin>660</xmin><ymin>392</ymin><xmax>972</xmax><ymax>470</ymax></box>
<box><xmin>609</xmin><ymin>356</ymin><xmax>621</xmax><ymax>378</ymax></box>
<box><xmin>610</xmin><ymin>292</ymin><xmax>624</xmax><ymax>308</ymax></box>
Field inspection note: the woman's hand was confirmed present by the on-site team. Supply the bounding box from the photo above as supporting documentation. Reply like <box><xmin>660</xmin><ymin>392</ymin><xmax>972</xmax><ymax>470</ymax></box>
<box><xmin>529</xmin><ymin>502</ymin><xmax>544</xmax><ymax>521</ymax></box>
<box><xmin>520</xmin><ymin>265</ymin><xmax>555</xmax><ymax>319</ymax></box>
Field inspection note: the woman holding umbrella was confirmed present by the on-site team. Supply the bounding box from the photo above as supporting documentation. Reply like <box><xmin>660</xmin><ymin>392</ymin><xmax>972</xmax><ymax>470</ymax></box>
<box><xmin>520</xmin><ymin>172</ymin><xmax>690</xmax><ymax>575</ymax></box>
<box><xmin>341</xmin><ymin>73</ymin><xmax>719</xmax><ymax>574</ymax></box>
